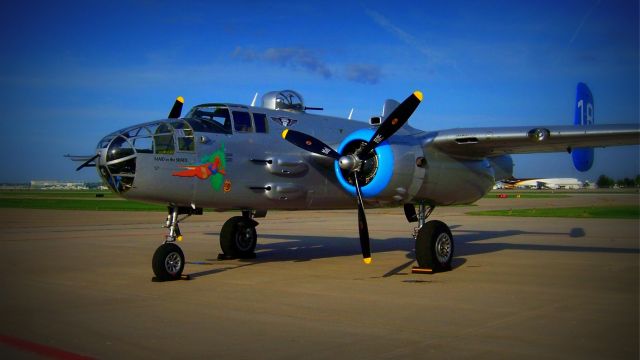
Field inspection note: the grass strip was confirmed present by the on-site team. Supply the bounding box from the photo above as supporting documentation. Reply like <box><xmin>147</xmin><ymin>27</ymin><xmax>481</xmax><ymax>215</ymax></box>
<box><xmin>484</xmin><ymin>193</ymin><xmax>570</xmax><ymax>199</ymax></box>
<box><xmin>0</xmin><ymin>198</ymin><xmax>167</xmax><ymax>212</ymax></box>
<box><xmin>0</xmin><ymin>191</ymin><xmax>115</xmax><ymax>198</ymax></box>
<box><xmin>467</xmin><ymin>206</ymin><xmax>639</xmax><ymax>219</ymax></box>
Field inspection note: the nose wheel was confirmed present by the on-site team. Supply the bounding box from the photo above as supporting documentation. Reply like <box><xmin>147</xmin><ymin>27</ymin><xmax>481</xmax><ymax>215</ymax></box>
<box><xmin>152</xmin><ymin>243</ymin><xmax>185</xmax><ymax>281</ymax></box>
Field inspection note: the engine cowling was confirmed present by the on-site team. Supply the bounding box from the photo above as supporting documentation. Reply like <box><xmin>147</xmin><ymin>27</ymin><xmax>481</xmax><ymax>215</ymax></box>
<box><xmin>333</xmin><ymin>128</ymin><xmax>423</xmax><ymax>202</ymax></box>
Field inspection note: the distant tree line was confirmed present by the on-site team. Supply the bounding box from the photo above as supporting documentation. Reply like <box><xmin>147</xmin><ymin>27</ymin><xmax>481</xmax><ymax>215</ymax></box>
<box><xmin>596</xmin><ymin>174</ymin><xmax>640</xmax><ymax>188</ymax></box>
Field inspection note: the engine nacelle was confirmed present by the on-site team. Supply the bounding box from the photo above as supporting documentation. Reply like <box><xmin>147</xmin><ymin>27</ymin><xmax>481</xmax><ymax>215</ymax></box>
<box><xmin>333</xmin><ymin>129</ymin><xmax>423</xmax><ymax>203</ymax></box>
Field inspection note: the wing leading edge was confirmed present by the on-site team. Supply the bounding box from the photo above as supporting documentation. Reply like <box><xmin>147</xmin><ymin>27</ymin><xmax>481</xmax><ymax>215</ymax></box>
<box><xmin>427</xmin><ymin>124</ymin><xmax>639</xmax><ymax>158</ymax></box>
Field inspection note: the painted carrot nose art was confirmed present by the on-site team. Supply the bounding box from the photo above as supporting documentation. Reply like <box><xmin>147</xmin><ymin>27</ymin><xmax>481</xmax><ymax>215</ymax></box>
<box><xmin>172</xmin><ymin>144</ymin><xmax>228</xmax><ymax>191</ymax></box>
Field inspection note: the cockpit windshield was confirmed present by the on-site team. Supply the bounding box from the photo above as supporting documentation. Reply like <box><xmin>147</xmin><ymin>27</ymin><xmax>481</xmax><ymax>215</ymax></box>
<box><xmin>185</xmin><ymin>105</ymin><xmax>232</xmax><ymax>134</ymax></box>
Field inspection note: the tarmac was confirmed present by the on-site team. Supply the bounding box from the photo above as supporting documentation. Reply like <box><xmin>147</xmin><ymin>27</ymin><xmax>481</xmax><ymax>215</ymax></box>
<box><xmin>0</xmin><ymin>193</ymin><xmax>638</xmax><ymax>359</ymax></box>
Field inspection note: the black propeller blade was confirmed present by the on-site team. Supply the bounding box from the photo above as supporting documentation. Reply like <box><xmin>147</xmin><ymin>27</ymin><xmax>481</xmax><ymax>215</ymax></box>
<box><xmin>280</xmin><ymin>90</ymin><xmax>423</xmax><ymax>264</ymax></box>
<box><xmin>168</xmin><ymin>96</ymin><xmax>184</xmax><ymax>119</ymax></box>
<box><xmin>359</xmin><ymin>91</ymin><xmax>422</xmax><ymax>159</ymax></box>
<box><xmin>354</xmin><ymin>175</ymin><xmax>371</xmax><ymax>263</ymax></box>
<box><xmin>281</xmin><ymin>129</ymin><xmax>341</xmax><ymax>160</ymax></box>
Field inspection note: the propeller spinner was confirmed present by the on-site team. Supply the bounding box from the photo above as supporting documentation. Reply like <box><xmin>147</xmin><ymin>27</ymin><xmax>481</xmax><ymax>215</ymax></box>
<box><xmin>282</xmin><ymin>91</ymin><xmax>423</xmax><ymax>263</ymax></box>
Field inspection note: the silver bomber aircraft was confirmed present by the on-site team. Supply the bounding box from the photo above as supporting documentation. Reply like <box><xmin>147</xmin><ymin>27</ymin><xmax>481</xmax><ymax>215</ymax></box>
<box><xmin>69</xmin><ymin>84</ymin><xmax>639</xmax><ymax>281</ymax></box>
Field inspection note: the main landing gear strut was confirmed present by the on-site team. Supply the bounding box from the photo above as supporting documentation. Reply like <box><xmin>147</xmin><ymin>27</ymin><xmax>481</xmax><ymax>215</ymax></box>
<box><xmin>152</xmin><ymin>206</ymin><xmax>260</xmax><ymax>281</ymax></box>
<box><xmin>405</xmin><ymin>203</ymin><xmax>454</xmax><ymax>272</ymax></box>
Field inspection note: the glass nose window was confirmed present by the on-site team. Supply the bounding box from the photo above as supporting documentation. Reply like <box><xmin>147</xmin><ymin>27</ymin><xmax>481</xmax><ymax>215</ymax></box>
<box><xmin>102</xmin><ymin>135</ymin><xmax>136</xmax><ymax>192</ymax></box>
<box><xmin>97</xmin><ymin>119</ymin><xmax>199</xmax><ymax>194</ymax></box>
<box><xmin>107</xmin><ymin>136</ymin><xmax>135</xmax><ymax>162</ymax></box>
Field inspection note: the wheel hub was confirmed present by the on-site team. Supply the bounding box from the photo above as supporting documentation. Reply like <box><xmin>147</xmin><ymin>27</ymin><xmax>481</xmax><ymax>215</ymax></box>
<box><xmin>435</xmin><ymin>233</ymin><xmax>452</xmax><ymax>264</ymax></box>
<box><xmin>236</xmin><ymin>227</ymin><xmax>255</xmax><ymax>252</ymax></box>
<box><xmin>165</xmin><ymin>252</ymin><xmax>182</xmax><ymax>275</ymax></box>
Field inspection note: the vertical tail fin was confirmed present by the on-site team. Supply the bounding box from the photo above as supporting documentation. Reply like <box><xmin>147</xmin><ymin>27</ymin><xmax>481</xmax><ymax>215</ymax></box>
<box><xmin>571</xmin><ymin>82</ymin><xmax>594</xmax><ymax>172</ymax></box>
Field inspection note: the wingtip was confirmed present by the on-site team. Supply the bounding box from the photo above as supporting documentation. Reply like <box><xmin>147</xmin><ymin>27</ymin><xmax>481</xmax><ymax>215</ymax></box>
<box><xmin>413</xmin><ymin>90</ymin><xmax>423</xmax><ymax>101</ymax></box>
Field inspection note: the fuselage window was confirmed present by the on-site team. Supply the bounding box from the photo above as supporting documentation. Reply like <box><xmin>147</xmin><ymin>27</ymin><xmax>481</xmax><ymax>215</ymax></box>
<box><xmin>132</xmin><ymin>137</ymin><xmax>153</xmax><ymax>153</ymax></box>
<box><xmin>232</xmin><ymin>111</ymin><xmax>253</xmax><ymax>133</ymax></box>
<box><xmin>154</xmin><ymin>122</ymin><xmax>175</xmax><ymax>154</ymax></box>
<box><xmin>171</xmin><ymin>120</ymin><xmax>195</xmax><ymax>152</ymax></box>
<box><xmin>253</xmin><ymin>113</ymin><xmax>268</xmax><ymax>133</ymax></box>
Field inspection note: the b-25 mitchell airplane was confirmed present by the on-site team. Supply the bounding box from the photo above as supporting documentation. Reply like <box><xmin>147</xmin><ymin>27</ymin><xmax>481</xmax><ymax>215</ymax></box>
<box><xmin>70</xmin><ymin>83</ymin><xmax>639</xmax><ymax>281</ymax></box>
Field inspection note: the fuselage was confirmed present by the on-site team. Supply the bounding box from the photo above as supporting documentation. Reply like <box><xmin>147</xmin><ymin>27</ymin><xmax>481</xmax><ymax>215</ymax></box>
<box><xmin>96</xmin><ymin>102</ymin><xmax>507</xmax><ymax>210</ymax></box>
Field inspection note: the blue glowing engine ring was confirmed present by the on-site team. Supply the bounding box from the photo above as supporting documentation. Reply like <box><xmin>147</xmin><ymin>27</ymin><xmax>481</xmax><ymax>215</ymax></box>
<box><xmin>334</xmin><ymin>128</ymin><xmax>394</xmax><ymax>198</ymax></box>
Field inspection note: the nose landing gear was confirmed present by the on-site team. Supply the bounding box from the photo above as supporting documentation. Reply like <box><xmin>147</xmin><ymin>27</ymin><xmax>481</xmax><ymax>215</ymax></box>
<box><xmin>151</xmin><ymin>206</ymin><xmax>202</xmax><ymax>281</ymax></box>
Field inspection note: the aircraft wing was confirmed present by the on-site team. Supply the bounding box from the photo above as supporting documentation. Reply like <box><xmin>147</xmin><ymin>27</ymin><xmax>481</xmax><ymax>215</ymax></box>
<box><xmin>427</xmin><ymin>124</ymin><xmax>639</xmax><ymax>158</ymax></box>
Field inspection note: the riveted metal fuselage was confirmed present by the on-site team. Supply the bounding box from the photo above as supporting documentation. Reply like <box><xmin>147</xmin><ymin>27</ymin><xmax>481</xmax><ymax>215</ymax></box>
<box><xmin>97</xmin><ymin>104</ymin><xmax>502</xmax><ymax>210</ymax></box>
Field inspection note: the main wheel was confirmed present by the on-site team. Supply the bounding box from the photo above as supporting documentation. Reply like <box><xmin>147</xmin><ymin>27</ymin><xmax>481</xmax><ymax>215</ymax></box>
<box><xmin>220</xmin><ymin>216</ymin><xmax>258</xmax><ymax>259</ymax></box>
<box><xmin>152</xmin><ymin>243</ymin><xmax>185</xmax><ymax>281</ymax></box>
<box><xmin>415</xmin><ymin>220</ymin><xmax>454</xmax><ymax>271</ymax></box>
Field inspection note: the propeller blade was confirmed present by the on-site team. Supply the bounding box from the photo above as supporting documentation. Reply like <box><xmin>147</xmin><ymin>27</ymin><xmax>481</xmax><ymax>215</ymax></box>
<box><xmin>359</xmin><ymin>90</ymin><xmax>423</xmax><ymax>159</ymax></box>
<box><xmin>168</xmin><ymin>96</ymin><xmax>184</xmax><ymax>118</ymax></box>
<box><xmin>353</xmin><ymin>174</ymin><xmax>371</xmax><ymax>264</ymax></box>
<box><xmin>281</xmin><ymin>129</ymin><xmax>341</xmax><ymax>160</ymax></box>
<box><xmin>76</xmin><ymin>154</ymin><xmax>99</xmax><ymax>171</ymax></box>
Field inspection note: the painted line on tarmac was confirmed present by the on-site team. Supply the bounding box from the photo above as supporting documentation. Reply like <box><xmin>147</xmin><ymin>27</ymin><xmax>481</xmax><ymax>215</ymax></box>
<box><xmin>0</xmin><ymin>334</ymin><xmax>95</xmax><ymax>360</ymax></box>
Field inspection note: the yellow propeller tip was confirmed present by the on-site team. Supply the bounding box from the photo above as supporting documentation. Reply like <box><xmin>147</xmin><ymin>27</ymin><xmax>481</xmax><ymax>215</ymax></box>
<box><xmin>413</xmin><ymin>90</ymin><xmax>423</xmax><ymax>101</ymax></box>
<box><xmin>177</xmin><ymin>235</ymin><xmax>183</xmax><ymax>242</ymax></box>
<box><xmin>363</xmin><ymin>257</ymin><xmax>372</xmax><ymax>264</ymax></box>
<box><xmin>177</xmin><ymin>96</ymin><xmax>184</xmax><ymax>103</ymax></box>
<box><xmin>281</xmin><ymin>128</ymin><xmax>289</xmax><ymax>139</ymax></box>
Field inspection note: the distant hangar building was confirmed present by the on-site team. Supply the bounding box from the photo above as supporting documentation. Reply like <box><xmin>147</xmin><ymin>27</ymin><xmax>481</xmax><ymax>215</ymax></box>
<box><xmin>30</xmin><ymin>180</ymin><xmax>88</xmax><ymax>190</ymax></box>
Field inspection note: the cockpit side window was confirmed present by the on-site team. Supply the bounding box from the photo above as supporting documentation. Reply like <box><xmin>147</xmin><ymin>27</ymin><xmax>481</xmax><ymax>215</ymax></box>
<box><xmin>253</xmin><ymin>113</ymin><xmax>268</xmax><ymax>133</ymax></box>
<box><xmin>232</xmin><ymin>111</ymin><xmax>252</xmax><ymax>133</ymax></box>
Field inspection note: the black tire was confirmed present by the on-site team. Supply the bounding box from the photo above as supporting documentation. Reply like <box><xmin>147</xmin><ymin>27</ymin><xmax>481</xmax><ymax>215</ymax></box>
<box><xmin>220</xmin><ymin>216</ymin><xmax>258</xmax><ymax>258</ymax></box>
<box><xmin>152</xmin><ymin>243</ymin><xmax>185</xmax><ymax>281</ymax></box>
<box><xmin>415</xmin><ymin>220</ymin><xmax>454</xmax><ymax>271</ymax></box>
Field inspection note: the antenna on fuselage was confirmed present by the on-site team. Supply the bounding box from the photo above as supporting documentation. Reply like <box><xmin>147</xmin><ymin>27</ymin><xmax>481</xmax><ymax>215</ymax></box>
<box><xmin>250</xmin><ymin>93</ymin><xmax>258</xmax><ymax>107</ymax></box>
<box><xmin>348</xmin><ymin>108</ymin><xmax>354</xmax><ymax>120</ymax></box>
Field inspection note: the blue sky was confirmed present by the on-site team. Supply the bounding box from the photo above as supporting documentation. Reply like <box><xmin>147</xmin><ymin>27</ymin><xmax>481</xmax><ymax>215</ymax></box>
<box><xmin>0</xmin><ymin>0</ymin><xmax>638</xmax><ymax>183</ymax></box>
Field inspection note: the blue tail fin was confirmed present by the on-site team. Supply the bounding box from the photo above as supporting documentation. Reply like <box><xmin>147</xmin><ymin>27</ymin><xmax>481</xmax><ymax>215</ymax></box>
<box><xmin>571</xmin><ymin>82</ymin><xmax>594</xmax><ymax>172</ymax></box>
